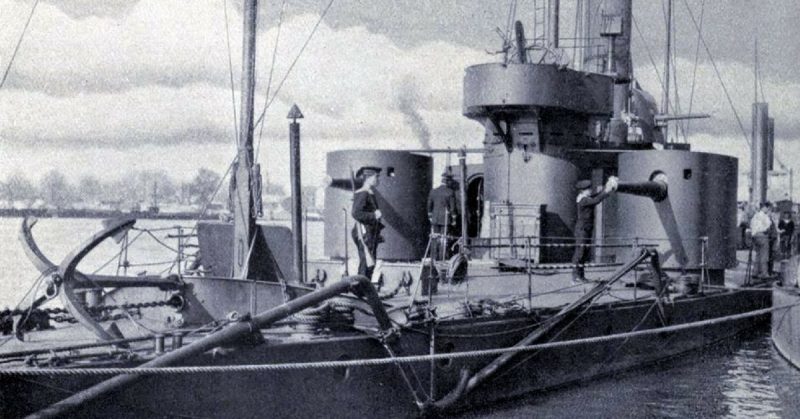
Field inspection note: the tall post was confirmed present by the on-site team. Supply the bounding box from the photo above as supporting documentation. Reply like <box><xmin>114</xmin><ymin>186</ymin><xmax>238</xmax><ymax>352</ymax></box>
<box><xmin>602</xmin><ymin>0</ymin><xmax>632</xmax><ymax>145</ymax></box>
<box><xmin>662</xmin><ymin>0</ymin><xmax>672</xmax><ymax>142</ymax></box>
<box><xmin>288</xmin><ymin>104</ymin><xmax>305</xmax><ymax>282</ymax></box>
<box><xmin>548</xmin><ymin>0</ymin><xmax>559</xmax><ymax>49</ymax></box>
<box><xmin>232</xmin><ymin>0</ymin><xmax>259</xmax><ymax>278</ymax></box>
<box><xmin>751</xmin><ymin>103</ymin><xmax>769</xmax><ymax>206</ymax></box>
<box><xmin>767</xmin><ymin>117</ymin><xmax>775</xmax><ymax>171</ymax></box>
<box><xmin>459</xmin><ymin>148</ymin><xmax>468</xmax><ymax>255</ymax></box>
<box><xmin>754</xmin><ymin>38</ymin><xmax>759</xmax><ymax>105</ymax></box>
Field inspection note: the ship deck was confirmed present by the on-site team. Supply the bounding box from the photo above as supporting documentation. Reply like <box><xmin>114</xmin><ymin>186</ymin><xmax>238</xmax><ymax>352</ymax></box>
<box><xmin>0</xmin><ymin>251</ymin><xmax>764</xmax><ymax>362</ymax></box>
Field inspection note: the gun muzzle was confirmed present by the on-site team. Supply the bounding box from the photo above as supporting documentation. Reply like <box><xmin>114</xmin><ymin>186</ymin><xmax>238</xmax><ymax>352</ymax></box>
<box><xmin>326</xmin><ymin>177</ymin><xmax>362</xmax><ymax>190</ymax></box>
<box><xmin>616</xmin><ymin>179</ymin><xmax>668</xmax><ymax>202</ymax></box>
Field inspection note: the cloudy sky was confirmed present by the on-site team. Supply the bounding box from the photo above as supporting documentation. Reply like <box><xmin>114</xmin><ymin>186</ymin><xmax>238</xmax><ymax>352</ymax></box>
<box><xmin>0</xmin><ymin>0</ymin><xmax>798</xmax><ymax>199</ymax></box>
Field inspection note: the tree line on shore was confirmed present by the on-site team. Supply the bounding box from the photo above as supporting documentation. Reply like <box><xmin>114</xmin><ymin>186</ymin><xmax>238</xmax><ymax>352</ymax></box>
<box><xmin>0</xmin><ymin>168</ymin><xmax>288</xmax><ymax>210</ymax></box>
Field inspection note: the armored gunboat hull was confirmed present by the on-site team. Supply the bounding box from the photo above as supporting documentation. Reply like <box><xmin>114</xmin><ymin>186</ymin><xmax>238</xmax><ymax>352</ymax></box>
<box><xmin>1</xmin><ymin>287</ymin><xmax>769</xmax><ymax>418</ymax></box>
<box><xmin>771</xmin><ymin>254</ymin><xmax>800</xmax><ymax>371</ymax></box>
<box><xmin>772</xmin><ymin>286</ymin><xmax>800</xmax><ymax>370</ymax></box>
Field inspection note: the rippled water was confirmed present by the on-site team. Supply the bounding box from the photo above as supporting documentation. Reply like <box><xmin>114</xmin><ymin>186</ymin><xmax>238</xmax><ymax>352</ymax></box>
<box><xmin>2</xmin><ymin>217</ymin><xmax>800</xmax><ymax>418</ymax></box>
<box><xmin>456</xmin><ymin>331</ymin><xmax>800</xmax><ymax>418</ymax></box>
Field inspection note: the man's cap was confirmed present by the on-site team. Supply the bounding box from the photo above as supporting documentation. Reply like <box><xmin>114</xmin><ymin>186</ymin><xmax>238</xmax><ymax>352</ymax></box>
<box><xmin>575</xmin><ymin>180</ymin><xmax>592</xmax><ymax>190</ymax></box>
<box><xmin>441</xmin><ymin>172</ymin><xmax>454</xmax><ymax>179</ymax></box>
<box><xmin>356</xmin><ymin>166</ymin><xmax>382</xmax><ymax>178</ymax></box>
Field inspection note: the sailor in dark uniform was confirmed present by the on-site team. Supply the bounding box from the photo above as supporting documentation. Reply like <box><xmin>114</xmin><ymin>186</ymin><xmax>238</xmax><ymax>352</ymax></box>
<box><xmin>427</xmin><ymin>172</ymin><xmax>459</xmax><ymax>260</ymax></box>
<box><xmin>351</xmin><ymin>166</ymin><xmax>383</xmax><ymax>279</ymax></box>
<box><xmin>572</xmin><ymin>178</ymin><xmax>616</xmax><ymax>282</ymax></box>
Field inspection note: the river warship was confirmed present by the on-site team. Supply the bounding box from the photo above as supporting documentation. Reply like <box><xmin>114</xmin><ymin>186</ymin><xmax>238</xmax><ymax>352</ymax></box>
<box><xmin>0</xmin><ymin>1</ymin><xmax>776</xmax><ymax>418</ymax></box>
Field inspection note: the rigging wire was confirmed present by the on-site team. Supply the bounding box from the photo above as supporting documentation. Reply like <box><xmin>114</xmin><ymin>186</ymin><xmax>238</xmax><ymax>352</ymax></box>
<box><xmin>632</xmin><ymin>16</ymin><xmax>664</xmax><ymax>95</ymax></box>
<box><xmin>255</xmin><ymin>0</ymin><xmax>336</xmax><ymax>126</ymax></box>
<box><xmin>754</xmin><ymin>41</ymin><xmax>784</xmax><ymax>170</ymax></box>
<box><xmin>255</xmin><ymin>0</ymin><xmax>289</xmax><ymax>160</ymax></box>
<box><xmin>505</xmin><ymin>0</ymin><xmax>518</xmax><ymax>41</ymax></box>
<box><xmin>256</xmin><ymin>0</ymin><xmax>335</xmax><ymax>124</ymax></box>
<box><xmin>686</xmin><ymin>0</ymin><xmax>705</xmax><ymax>137</ymax></box>
<box><xmin>223</xmin><ymin>0</ymin><xmax>240</xmax><ymax>144</ymax></box>
<box><xmin>0</xmin><ymin>0</ymin><xmax>39</xmax><ymax>91</ymax></box>
<box><xmin>658</xmin><ymin>0</ymin><xmax>687</xmax><ymax>143</ymax></box>
<box><xmin>680</xmin><ymin>0</ymin><xmax>751</xmax><ymax>149</ymax></box>
<box><xmin>669</xmin><ymin>8</ymin><xmax>688</xmax><ymax>143</ymax></box>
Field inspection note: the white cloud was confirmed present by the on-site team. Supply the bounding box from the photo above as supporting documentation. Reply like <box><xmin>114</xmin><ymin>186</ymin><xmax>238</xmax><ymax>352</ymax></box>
<box><xmin>2</xmin><ymin>0</ymin><xmax>798</xmax><ymax>203</ymax></box>
<box><xmin>0</xmin><ymin>1</ymin><xmax>486</xmax><ymax>185</ymax></box>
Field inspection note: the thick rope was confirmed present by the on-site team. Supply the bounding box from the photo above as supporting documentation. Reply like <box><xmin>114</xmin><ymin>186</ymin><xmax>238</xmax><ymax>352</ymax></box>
<box><xmin>2</xmin><ymin>304</ymin><xmax>791</xmax><ymax>376</ymax></box>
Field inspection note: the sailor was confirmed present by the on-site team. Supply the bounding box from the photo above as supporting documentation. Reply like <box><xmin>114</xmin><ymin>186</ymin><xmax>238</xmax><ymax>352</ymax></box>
<box><xmin>351</xmin><ymin>166</ymin><xmax>384</xmax><ymax>279</ymax></box>
<box><xmin>749</xmin><ymin>202</ymin><xmax>772</xmax><ymax>278</ymax></box>
<box><xmin>768</xmin><ymin>204</ymin><xmax>780</xmax><ymax>274</ymax></box>
<box><xmin>736</xmin><ymin>202</ymin><xmax>748</xmax><ymax>249</ymax></box>
<box><xmin>427</xmin><ymin>172</ymin><xmax>459</xmax><ymax>260</ymax></box>
<box><xmin>779</xmin><ymin>211</ymin><xmax>795</xmax><ymax>258</ymax></box>
<box><xmin>571</xmin><ymin>177</ymin><xmax>617</xmax><ymax>282</ymax></box>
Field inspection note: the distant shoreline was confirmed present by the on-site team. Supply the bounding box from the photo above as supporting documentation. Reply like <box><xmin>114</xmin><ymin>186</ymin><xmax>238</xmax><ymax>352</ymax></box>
<box><xmin>0</xmin><ymin>208</ymin><xmax>219</xmax><ymax>220</ymax></box>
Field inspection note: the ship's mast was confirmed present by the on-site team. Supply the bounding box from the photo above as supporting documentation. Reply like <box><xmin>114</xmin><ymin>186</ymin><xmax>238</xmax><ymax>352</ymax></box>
<box><xmin>662</xmin><ymin>0</ymin><xmax>673</xmax><ymax>142</ymax></box>
<box><xmin>232</xmin><ymin>0</ymin><xmax>260</xmax><ymax>278</ymax></box>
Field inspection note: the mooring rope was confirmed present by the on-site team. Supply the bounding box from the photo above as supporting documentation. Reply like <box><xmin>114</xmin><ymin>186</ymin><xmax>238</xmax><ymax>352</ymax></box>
<box><xmin>1</xmin><ymin>304</ymin><xmax>793</xmax><ymax>376</ymax></box>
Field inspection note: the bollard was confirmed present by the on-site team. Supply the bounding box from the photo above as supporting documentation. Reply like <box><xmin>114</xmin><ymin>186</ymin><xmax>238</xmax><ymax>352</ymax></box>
<box><xmin>154</xmin><ymin>334</ymin><xmax>165</xmax><ymax>354</ymax></box>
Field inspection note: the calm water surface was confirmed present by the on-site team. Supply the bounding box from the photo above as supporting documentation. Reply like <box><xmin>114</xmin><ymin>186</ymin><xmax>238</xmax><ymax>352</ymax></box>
<box><xmin>2</xmin><ymin>217</ymin><xmax>800</xmax><ymax>418</ymax></box>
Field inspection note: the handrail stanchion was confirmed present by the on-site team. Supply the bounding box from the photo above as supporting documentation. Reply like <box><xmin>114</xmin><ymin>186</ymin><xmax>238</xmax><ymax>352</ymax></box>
<box><xmin>176</xmin><ymin>226</ymin><xmax>183</xmax><ymax>277</ymax></box>
<box><xmin>526</xmin><ymin>236</ymin><xmax>532</xmax><ymax>311</ymax></box>
<box><xmin>700</xmin><ymin>236</ymin><xmax>708</xmax><ymax>294</ymax></box>
<box><xmin>342</xmin><ymin>208</ymin><xmax>349</xmax><ymax>277</ymax></box>
<box><xmin>632</xmin><ymin>237</ymin><xmax>638</xmax><ymax>301</ymax></box>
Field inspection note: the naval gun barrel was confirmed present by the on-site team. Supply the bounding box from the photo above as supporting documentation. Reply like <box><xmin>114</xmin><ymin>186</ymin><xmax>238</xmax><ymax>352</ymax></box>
<box><xmin>326</xmin><ymin>177</ymin><xmax>361</xmax><ymax>190</ymax></box>
<box><xmin>616</xmin><ymin>179</ymin><xmax>668</xmax><ymax>202</ymax></box>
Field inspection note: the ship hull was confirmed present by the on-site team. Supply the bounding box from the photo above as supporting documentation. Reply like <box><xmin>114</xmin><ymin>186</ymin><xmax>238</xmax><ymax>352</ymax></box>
<box><xmin>1</xmin><ymin>289</ymin><xmax>769</xmax><ymax>418</ymax></box>
<box><xmin>772</xmin><ymin>286</ymin><xmax>800</xmax><ymax>370</ymax></box>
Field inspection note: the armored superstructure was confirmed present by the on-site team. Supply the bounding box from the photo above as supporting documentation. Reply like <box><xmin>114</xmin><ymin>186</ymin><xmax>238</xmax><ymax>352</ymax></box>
<box><xmin>316</xmin><ymin>0</ymin><xmax>734</xmax><ymax>286</ymax></box>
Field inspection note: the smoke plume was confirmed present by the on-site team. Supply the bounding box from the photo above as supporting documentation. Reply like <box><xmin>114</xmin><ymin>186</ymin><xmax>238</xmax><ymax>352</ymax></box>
<box><xmin>395</xmin><ymin>76</ymin><xmax>431</xmax><ymax>149</ymax></box>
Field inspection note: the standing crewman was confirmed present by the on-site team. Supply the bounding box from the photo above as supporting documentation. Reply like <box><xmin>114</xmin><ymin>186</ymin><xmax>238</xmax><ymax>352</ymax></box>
<box><xmin>572</xmin><ymin>177</ymin><xmax>617</xmax><ymax>282</ymax></box>
<box><xmin>779</xmin><ymin>211</ymin><xmax>795</xmax><ymax>258</ymax></box>
<box><xmin>351</xmin><ymin>166</ymin><xmax>384</xmax><ymax>280</ymax></box>
<box><xmin>428</xmin><ymin>172</ymin><xmax>459</xmax><ymax>260</ymax></box>
<box><xmin>749</xmin><ymin>202</ymin><xmax>773</xmax><ymax>278</ymax></box>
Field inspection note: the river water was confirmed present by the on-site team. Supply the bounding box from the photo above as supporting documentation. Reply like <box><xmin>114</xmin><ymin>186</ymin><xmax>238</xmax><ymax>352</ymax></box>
<box><xmin>2</xmin><ymin>217</ymin><xmax>800</xmax><ymax>418</ymax></box>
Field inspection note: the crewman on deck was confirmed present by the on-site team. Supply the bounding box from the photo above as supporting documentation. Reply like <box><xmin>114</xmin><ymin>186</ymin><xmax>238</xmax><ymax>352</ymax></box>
<box><xmin>749</xmin><ymin>202</ymin><xmax>772</xmax><ymax>278</ymax></box>
<box><xmin>428</xmin><ymin>172</ymin><xmax>459</xmax><ymax>260</ymax></box>
<box><xmin>351</xmin><ymin>166</ymin><xmax>384</xmax><ymax>280</ymax></box>
<box><xmin>572</xmin><ymin>177</ymin><xmax>617</xmax><ymax>282</ymax></box>
<box><xmin>779</xmin><ymin>211</ymin><xmax>795</xmax><ymax>258</ymax></box>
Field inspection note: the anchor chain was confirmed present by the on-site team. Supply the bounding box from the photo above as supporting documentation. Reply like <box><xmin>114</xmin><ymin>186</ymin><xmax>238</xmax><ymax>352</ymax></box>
<box><xmin>1</xmin><ymin>299</ymin><xmax>180</xmax><ymax>327</ymax></box>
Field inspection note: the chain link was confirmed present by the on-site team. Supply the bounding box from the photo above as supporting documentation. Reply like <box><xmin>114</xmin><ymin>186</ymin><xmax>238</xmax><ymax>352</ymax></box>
<box><xmin>1</xmin><ymin>299</ymin><xmax>177</xmax><ymax>325</ymax></box>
